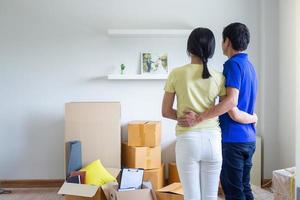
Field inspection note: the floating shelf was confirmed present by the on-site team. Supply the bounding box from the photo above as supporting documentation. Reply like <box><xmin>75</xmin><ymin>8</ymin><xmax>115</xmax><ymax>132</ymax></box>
<box><xmin>107</xmin><ymin>74</ymin><xmax>168</xmax><ymax>80</ymax></box>
<box><xmin>107</xmin><ymin>29</ymin><xmax>192</xmax><ymax>38</ymax></box>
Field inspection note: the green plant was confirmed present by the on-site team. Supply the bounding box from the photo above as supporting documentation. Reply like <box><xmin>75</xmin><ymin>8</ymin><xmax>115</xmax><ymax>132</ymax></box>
<box><xmin>120</xmin><ymin>64</ymin><xmax>126</xmax><ymax>75</ymax></box>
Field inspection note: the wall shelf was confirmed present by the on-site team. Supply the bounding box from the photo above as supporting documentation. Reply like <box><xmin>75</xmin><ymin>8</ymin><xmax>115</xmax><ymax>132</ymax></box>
<box><xmin>107</xmin><ymin>29</ymin><xmax>192</xmax><ymax>38</ymax></box>
<box><xmin>107</xmin><ymin>74</ymin><xmax>168</xmax><ymax>80</ymax></box>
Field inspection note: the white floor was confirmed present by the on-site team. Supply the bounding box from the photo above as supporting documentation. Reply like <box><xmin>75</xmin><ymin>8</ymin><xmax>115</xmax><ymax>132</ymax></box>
<box><xmin>218</xmin><ymin>185</ymin><xmax>273</xmax><ymax>200</ymax></box>
<box><xmin>0</xmin><ymin>185</ymin><xmax>273</xmax><ymax>200</ymax></box>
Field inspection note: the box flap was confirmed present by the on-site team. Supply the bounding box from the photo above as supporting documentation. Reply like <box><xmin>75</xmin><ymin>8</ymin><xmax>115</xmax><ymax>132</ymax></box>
<box><xmin>105</xmin><ymin>181</ymin><xmax>156</xmax><ymax>200</ymax></box>
<box><xmin>107</xmin><ymin>168</ymin><xmax>121</xmax><ymax>178</ymax></box>
<box><xmin>157</xmin><ymin>183</ymin><xmax>183</xmax><ymax>195</ymax></box>
<box><xmin>115</xmin><ymin>188</ymin><xmax>153</xmax><ymax>200</ymax></box>
<box><xmin>273</xmin><ymin>167</ymin><xmax>296</xmax><ymax>177</ymax></box>
<box><xmin>58</xmin><ymin>182</ymin><xmax>99</xmax><ymax>197</ymax></box>
<box><xmin>101</xmin><ymin>182</ymin><xmax>118</xmax><ymax>199</ymax></box>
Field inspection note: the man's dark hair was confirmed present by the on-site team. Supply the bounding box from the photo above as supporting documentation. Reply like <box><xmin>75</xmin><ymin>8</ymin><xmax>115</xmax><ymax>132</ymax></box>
<box><xmin>222</xmin><ymin>22</ymin><xmax>250</xmax><ymax>51</ymax></box>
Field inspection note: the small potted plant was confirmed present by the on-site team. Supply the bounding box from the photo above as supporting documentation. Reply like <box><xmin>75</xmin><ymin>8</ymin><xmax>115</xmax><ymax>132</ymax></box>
<box><xmin>120</xmin><ymin>64</ymin><xmax>126</xmax><ymax>75</ymax></box>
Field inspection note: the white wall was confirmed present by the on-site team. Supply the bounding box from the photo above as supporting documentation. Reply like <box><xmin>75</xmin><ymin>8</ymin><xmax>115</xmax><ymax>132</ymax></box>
<box><xmin>277</xmin><ymin>0</ymin><xmax>297</xmax><ymax>171</ymax></box>
<box><xmin>260</xmin><ymin>0</ymin><xmax>299</xmax><ymax>180</ymax></box>
<box><xmin>259</xmin><ymin>0</ymin><xmax>280</xmax><ymax>178</ymax></box>
<box><xmin>0</xmin><ymin>0</ymin><xmax>262</xmax><ymax>179</ymax></box>
<box><xmin>296</xmin><ymin>0</ymin><xmax>300</xmax><ymax>191</ymax></box>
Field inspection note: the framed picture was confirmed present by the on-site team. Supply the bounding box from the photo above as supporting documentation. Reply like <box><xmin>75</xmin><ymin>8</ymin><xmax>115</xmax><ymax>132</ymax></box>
<box><xmin>141</xmin><ymin>53</ymin><xmax>168</xmax><ymax>74</ymax></box>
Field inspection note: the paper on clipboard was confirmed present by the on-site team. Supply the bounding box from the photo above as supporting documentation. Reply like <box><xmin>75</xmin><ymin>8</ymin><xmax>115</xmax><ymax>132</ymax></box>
<box><xmin>119</xmin><ymin>168</ymin><xmax>144</xmax><ymax>190</ymax></box>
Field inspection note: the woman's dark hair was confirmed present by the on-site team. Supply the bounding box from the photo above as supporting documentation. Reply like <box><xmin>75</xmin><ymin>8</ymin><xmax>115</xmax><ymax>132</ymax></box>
<box><xmin>187</xmin><ymin>27</ymin><xmax>215</xmax><ymax>79</ymax></box>
<box><xmin>222</xmin><ymin>22</ymin><xmax>250</xmax><ymax>51</ymax></box>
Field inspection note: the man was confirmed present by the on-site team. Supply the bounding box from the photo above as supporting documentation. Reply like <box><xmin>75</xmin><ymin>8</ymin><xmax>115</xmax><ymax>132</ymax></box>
<box><xmin>178</xmin><ymin>22</ymin><xmax>258</xmax><ymax>200</ymax></box>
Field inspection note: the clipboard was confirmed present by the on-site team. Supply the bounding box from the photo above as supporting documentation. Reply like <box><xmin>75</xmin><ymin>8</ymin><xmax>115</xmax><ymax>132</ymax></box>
<box><xmin>118</xmin><ymin>168</ymin><xmax>144</xmax><ymax>190</ymax></box>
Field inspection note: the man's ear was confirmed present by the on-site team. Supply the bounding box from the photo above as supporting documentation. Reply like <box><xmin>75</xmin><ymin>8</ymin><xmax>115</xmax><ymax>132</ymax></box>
<box><xmin>225</xmin><ymin>38</ymin><xmax>231</xmax><ymax>48</ymax></box>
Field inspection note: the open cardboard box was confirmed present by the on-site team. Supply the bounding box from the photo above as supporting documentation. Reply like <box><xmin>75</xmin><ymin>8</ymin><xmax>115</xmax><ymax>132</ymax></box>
<box><xmin>156</xmin><ymin>183</ymin><xmax>183</xmax><ymax>200</ymax></box>
<box><xmin>59</xmin><ymin>169</ymin><xmax>158</xmax><ymax>200</ymax></box>
<box><xmin>108</xmin><ymin>182</ymin><xmax>157</xmax><ymax>200</ymax></box>
<box><xmin>58</xmin><ymin>168</ymin><xmax>120</xmax><ymax>200</ymax></box>
<box><xmin>59</xmin><ymin>182</ymin><xmax>106</xmax><ymax>200</ymax></box>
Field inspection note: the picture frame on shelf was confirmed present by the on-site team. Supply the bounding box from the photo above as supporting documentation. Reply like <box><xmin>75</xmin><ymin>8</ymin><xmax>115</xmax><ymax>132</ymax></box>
<box><xmin>141</xmin><ymin>52</ymin><xmax>168</xmax><ymax>75</ymax></box>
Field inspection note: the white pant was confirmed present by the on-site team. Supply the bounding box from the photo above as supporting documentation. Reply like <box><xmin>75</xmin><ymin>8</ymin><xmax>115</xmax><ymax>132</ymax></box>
<box><xmin>176</xmin><ymin>130</ymin><xmax>222</xmax><ymax>200</ymax></box>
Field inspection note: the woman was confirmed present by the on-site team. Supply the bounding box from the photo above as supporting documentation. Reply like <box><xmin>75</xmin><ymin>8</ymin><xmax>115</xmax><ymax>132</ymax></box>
<box><xmin>162</xmin><ymin>27</ymin><xmax>256</xmax><ymax>200</ymax></box>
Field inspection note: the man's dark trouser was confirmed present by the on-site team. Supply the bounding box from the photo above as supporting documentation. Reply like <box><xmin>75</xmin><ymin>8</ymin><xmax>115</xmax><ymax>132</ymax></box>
<box><xmin>220</xmin><ymin>142</ymin><xmax>256</xmax><ymax>200</ymax></box>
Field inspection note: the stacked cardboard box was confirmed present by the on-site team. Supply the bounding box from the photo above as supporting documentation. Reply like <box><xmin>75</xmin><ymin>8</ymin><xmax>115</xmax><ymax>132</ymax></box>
<box><xmin>122</xmin><ymin>121</ymin><xmax>164</xmax><ymax>190</ymax></box>
<box><xmin>143</xmin><ymin>164</ymin><xmax>165</xmax><ymax>190</ymax></box>
<box><xmin>168</xmin><ymin>162</ymin><xmax>180</xmax><ymax>184</ymax></box>
<box><xmin>272</xmin><ymin>167</ymin><xmax>295</xmax><ymax>200</ymax></box>
<box><xmin>168</xmin><ymin>162</ymin><xmax>224</xmax><ymax>196</ymax></box>
<box><xmin>156</xmin><ymin>183</ymin><xmax>183</xmax><ymax>200</ymax></box>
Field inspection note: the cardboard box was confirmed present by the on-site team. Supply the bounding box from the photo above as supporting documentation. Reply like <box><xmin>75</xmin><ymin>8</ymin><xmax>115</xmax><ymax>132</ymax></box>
<box><xmin>272</xmin><ymin>167</ymin><xmax>295</xmax><ymax>200</ymax></box>
<box><xmin>59</xmin><ymin>182</ymin><xmax>107</xmax><ymax>200</ymax></box>
<box><xmin>168</xmin><ymin>163</ymin><xmax>180</xmax><ymax>184</ymax></box>
<box><xmin>58</xmin><ymin>168</ymin><xmax>120</xmax><ymax>200</ymax></box>
<box><xmin>144</xmin><ymin>164</ymin><xmax>165</xmax><ymax>190</ymax></box>
<box><xmin>121</xmin><ymin>142</ymin><xmax>161</xmax><ymax>170</ymax></box>
<box><xmin>128</xmin><ymin>121</ymin><xmax>161</xmax><ymax>147</ymax></box>
<box><xmin>65</xmin><ymin>102</ymin><xmax>121</xmax><ymax>173</ymax></box>
<box><xmin>156</xmin><ymin>183</ymin><xmax>183</xmax><ymax>200</ymax></box>
<box><xmin>109</xmin><ymin>183</ymin><xmax>157</xmax><ymax>200</ymax></box>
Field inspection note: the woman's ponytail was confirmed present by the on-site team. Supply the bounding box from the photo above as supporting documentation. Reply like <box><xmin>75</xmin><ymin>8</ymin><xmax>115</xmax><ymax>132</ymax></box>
<box><xmin>202</xmin><ymin>57</ymin><xmax>211</xmax><ymax>79</ymax></box>
<box><xmin>187</xmin><ymin>27</ymin><xmax>215</xmax><ymax>80</ymax></box>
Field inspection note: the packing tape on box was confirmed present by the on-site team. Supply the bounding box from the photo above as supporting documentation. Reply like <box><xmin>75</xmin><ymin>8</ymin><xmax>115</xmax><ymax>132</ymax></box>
<box><xmin>284</xmin><ymin>168</ymin><xmax>295</xmax><ymax>200</ymax></box>
<box><xmin>146</xmin><ymin>148</ymin><xmax>151</xmax><ymax>157</ymax></box>
<box><xmin>146</xmin><ymin>148</ymin><xmax>152</xmax><ymax>168</ymax></box>
<box><xmin>147</xmin><ymin>159</ymin><xmax>152</xmax><ymax>168</ymax></box>
<box><xmin>289</xmin><ymin>171</ymin><xmax>295</xmax><ymax>200</ymax></box>
<box><xmin>139</xmin><ymin>124</ymin><xmax>146</xmax><ymax>146</ymax></box>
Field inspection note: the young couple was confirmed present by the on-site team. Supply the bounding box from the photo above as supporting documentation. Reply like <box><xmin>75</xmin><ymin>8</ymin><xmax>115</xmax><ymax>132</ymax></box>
<box><xmin>162</xmin><ymin>22</ymin><xmax>258</xmax><ymax>200</ymax></box>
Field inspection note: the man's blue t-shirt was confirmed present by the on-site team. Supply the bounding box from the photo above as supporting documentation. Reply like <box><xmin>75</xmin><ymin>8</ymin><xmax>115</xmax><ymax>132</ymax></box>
<box><xmin>219</xmin><ymin>53</ymin><xmax>258</xmax><ymax>143</ymax></box>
